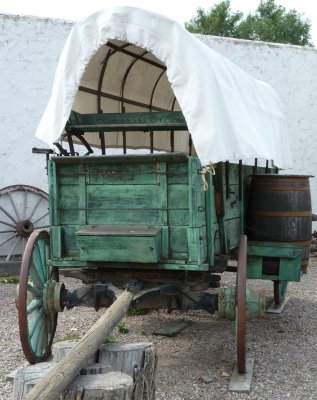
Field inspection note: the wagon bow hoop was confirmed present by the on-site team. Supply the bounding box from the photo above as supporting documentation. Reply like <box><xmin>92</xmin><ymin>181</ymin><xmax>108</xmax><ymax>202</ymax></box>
<box><xmin>199</xmin><ymin>163</ymin><xmax>215</xmax><ymax>191</ymax></box>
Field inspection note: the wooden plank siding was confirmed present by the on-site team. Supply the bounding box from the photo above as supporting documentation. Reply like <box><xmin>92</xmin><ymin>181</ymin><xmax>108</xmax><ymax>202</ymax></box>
<box><xmin>49</xmin><ymin>154</ymin><xmax>208</xmax><ymax>266</ymax></box>
<box><xmin>47</xmin><ymin>154</ymin><xmax>266</xmax><ymax>270</ymax></box>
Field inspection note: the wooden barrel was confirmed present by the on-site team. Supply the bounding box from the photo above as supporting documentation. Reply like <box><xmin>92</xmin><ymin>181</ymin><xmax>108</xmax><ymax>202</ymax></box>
<box><xmin>246</xmin><ymin>175</ymin><xmax>312</xmax><ymax>271</ymax></box>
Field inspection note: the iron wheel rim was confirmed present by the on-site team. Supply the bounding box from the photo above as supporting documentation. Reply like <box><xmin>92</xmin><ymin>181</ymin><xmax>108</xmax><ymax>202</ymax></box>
<box><xmin>236</xmin><ymin>235</ymin><xmax>247</xmax><ymax>374</ymax></box>
<box><xmin>18</xmin><ymin>230</ymin><xmax>58</xmax><ymax>363</ymax></box>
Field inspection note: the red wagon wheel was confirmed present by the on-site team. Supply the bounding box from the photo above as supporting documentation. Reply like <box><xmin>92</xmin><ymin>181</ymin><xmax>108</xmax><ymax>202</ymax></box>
<box><xmin>236</xmin><ymin>235</ymin><xmax>247</xmax><ymax>374</ymax></box>
<box><xmin>0</xmin><ymin>185</ymin><xmax>49</xmax><ymax>265</ymax></box>
<box><xmin>18</xmin><ymin>230</ymin><xmax>64</xmax><ymax>363</ymax></box>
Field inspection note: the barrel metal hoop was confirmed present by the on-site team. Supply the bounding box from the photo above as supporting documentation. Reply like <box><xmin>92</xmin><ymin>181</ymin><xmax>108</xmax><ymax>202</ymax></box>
<box><xmin>251</xmin><ymin>185</ymin><xmax>310</xmax><ymax>191</ymax></box>
<box><xmin>248</xmin><ymin>210</ymin><xmax>312</xmax><ymax>217</ymax></box>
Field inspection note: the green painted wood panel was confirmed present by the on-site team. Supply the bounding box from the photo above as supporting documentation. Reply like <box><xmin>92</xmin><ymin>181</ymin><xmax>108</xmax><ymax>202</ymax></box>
<box><xmin>48</xmin><ymin>154</ymin><xmax>211</xmax><ymax>268</ymax></box>
<box><xmin>50</xmin><ymin>226</ymin><xmax>63</xmax><ymax>259</ymax></box>
<box><xmin>88</xmin><ymin>162</ymin><xmax>160</xmax><ymax>185</ymax></box>
<box><xmin>169</xmin><ymin>226</ymin><xmax>188</xmax><ymax>259</ymax></box>
<box><xmin>66</xmin><ymin>111</ymin><xmax>187</xmax><ymax>132</ymax></box>
<box><xmin>167</xmin><ymin>184</ymin><xmax>189</xmax><ymax>226</ymax></box>
<box><xmin>166</xmin><ymin>162</ymin><xmax>189</xmax><ymax>185</ymax></box>
<box><xmin>77</xmin><ymin>231</ymin><xmax>162</xmax><ymax>263</ymax></box>
<box><xmin>63</xmin><ymin>225</ymin><xmax>81</xmax><ymax>258</ymax></box>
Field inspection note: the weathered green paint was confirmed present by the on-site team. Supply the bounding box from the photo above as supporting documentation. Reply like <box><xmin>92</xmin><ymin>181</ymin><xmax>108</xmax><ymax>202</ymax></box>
<box><xmin>50</xmin><ymin>226</ymin><xmax>63</xmax><ymax>259</ymax></box>
<box><xmin>247</xmin><ymin>241</ymin><xmax>302</xmax><ymax>281</ymax></box>
<box><xmin>49</xmin><ymin>154</ymin><xmax>209</xmax><ymax>267</ymax></box>
<box><xmin>218</xmin><ymin>286</ymin><xmax>265</xmax><ymax>320</ymax></box>
<box><xmin>77</xmin><ymin>226</ymin><xmax>162</xmax><ymax>263</ymax></box>
<box><xmin>48</xmin><ymin>151</ymin><xmax>280</xmax><ymax>274</ymax></box>
<box><xmin>48</xmin><ymin>259</ymin><xmax>209</xmax><ymax>271</ymax></box>
<box><xmin>66</xmin><ymin>111</ymin><xmax>187</xmax><ymax>133</ymax></box>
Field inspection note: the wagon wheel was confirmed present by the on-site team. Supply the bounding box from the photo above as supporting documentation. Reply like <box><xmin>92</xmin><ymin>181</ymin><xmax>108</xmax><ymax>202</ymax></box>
<box><xmin>0</xmin><ymin>185</ymin><xmax>49</xmax><ymax>264</ymax></box>
<box><xmin>18</xmin><ymin>230</ymin><xmax>64</xmax><ymax>363</ymax></box>
<box><xmin>236</xmin><ymin>235</ymin><xmax>247</xmax><ymax>374</ymax></box>
<box><xmin>273</xmin><ymin>280</ymin><xmax>288</xmax><ymax>306</ymax></box>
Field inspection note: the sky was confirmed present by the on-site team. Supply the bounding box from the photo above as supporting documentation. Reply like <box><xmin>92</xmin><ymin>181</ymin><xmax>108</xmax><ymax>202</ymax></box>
<box><xmin>0</xmin><ymin>0</ymin><xmax>316</xmax><ymax>44</ymax></box>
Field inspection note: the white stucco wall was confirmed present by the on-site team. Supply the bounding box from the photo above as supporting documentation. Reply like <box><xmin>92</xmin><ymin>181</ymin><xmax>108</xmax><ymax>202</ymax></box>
<box><xmin>1</xmin><ymin>14</ymin><xmax>317</xmax><ymax>213</ymax></box>
<box><xmin>0</xmin><ymin>14</ymin><xmax>72</xmax><ymax>192</ymax></box>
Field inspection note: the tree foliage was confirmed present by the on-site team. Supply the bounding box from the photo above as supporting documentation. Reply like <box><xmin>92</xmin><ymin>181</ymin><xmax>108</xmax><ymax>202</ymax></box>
<box><xmin>185</xmin><ymin>0</ymin><xmax>313</xmax><ymax>46</ymax></box>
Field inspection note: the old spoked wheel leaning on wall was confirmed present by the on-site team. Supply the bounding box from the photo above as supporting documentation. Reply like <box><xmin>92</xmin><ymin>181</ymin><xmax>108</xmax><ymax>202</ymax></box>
<box><xmin>0</xmin><ymin>185</ymin><xmax>49</xmax><ymax>265</ymax></box>
<box><xmin>18</xmin><ymin>230</ymin><xmax>64</xmax><ymax>364</ymax></box>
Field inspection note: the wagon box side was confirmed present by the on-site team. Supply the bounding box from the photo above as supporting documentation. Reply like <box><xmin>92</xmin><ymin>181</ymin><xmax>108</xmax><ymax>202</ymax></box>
<box><xmin>47</xmin><ymin>153</ymin><xmax>210</xmax><ymax>271</ymax></box>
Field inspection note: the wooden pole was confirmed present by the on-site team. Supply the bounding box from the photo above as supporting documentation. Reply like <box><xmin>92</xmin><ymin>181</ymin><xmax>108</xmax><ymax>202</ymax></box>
<box><xmin>25</xmin><ymin>285</ymin><xmax>140</xmax><ymax>400</ymax></box>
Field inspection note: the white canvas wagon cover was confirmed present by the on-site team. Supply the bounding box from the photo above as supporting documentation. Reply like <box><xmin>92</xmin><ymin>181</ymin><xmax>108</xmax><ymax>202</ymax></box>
<box><xmin>35</xmin><ymin>6</ymin><xmax>292</xmax><ymax>168</ymax></box>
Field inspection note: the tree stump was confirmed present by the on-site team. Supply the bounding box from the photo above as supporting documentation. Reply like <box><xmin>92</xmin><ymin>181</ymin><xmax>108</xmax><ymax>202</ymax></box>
<box><xmin>12</xmin><ymin>342</ymin><xmax>157</xmax><ymax>400</ymax></box>
<box><xmin>63</xmin><ymin>372</ymin><xmax>133</xmax><ymax>400</ymax></box>
<box><xmin>13</xmin><ymin>362</ymin><xmax>57</xmax><ymax>399</ymax></box>
<box><xmin>99</xmin><ymin>342</ymin><xmax>157</xmax><ymax>400</ymax></box>
<box><xmin>24</xmin><ymin>287</ymin><xmax>139</xmax><ymax>400</ymax></box>
<box><xmin>52</xmin><ymin>340</ymin><xmax>97</xmax><ymax>364</ymax></box>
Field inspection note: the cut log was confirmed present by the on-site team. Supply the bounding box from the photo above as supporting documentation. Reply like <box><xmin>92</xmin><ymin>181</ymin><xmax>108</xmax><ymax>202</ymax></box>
<box><xmin>133</xmin><ymin>345</ymin><xmax>157</xmax><ymax>400</ymax></box>
<box><xmin>13</xmin><ymin>362</ymin><xmax>57</xmax><ymax>399</ymax></box>
<box><xmin>99</xmin><ymin>342</ymin><xmax>157</xmax><ymax>400</ymax></box>
<box><xmin>12</xmin><ymin>342</ymin><xmax>157</xmax><ymax>400</ymax></box>
<box><xmin>52</xmin><ymin>340</ymin><xmax>97</xmax><ymax>364</ymax></box>
<box><xmin>99</xmin><ymin>342</ymin><xmax>154</xmax><ymax>375</ymax></box>
<box><xmin>24</xmin><ymin>285</ymin><xmax>140</xmax><ymax>400</ymax></box>
<box><xmin>13</xmin><ymin>369</ymin><xmax>133</xmax><ymax>400</ymax></box>
<box><xmin>63</xmin><ymin>372</ymin><xmax>133</xmax><ymax>400</ymax></box>
<box><xmin>80</xmin><ymin>363</ymin><xmax>113</xmax><ymax>375</ymax></box>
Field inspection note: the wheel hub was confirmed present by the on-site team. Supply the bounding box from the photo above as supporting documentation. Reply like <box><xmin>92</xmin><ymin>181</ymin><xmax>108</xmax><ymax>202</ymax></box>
<box><xmin>43</xmin><ymin>281</ymin><xmax>65</xmax><ymax>314</ymax></box>
<box><xmin>16</xmin><ymin>220</ymin><xmax>34</xmax><ymax>237</ymax></box>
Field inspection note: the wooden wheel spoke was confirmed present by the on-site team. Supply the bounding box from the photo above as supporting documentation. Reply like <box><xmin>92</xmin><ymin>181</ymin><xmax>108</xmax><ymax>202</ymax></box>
<box><xmin>22</xmin><ymin>190</ymin><xmax>27</xmax><ymax>220</ymax></box>
<box><xmin>30</xmin><ymin>315</ymin><xmax>44</xmax><ymax>353</ymax></box>
<box><xmin>27</xmin><ymin>196</ymin><xmax>43</xmax><ymax>221</ymax></box>
<box><xmin>8</xmin><ymin>191</ymin><xmax>20</xmax><ymax>221</ymax></box>
<box><xmin>42</xmin><ymin>323</ymin><xmax>48</xmax><ymax>355</ymax></box>
<box><xmin>35</xmin><ymin>320</ymin><xmax>46</xmax><ymax>357</ymax></box>
<box><xmin>28</xmin><ymin>310</ymin><xmax>43</xmax><ymax>338</ymax></box>
<box><xmin>0</xmin><ymin>220</ymin><xmax>16</xmax><ymax>229</ymax></box>
<box><xmin>27</xmin><ymin>298</ymin><xmax>43</xmax><ymax>314</ymax></box>
<box><xmin>32</xmin><ymin>245</ymin><xmax>46</xmax><ymax>283</ymax></box>
<box><xmin>5</xmin><ymin>236</ymin><xmax>21</xmax><ymax>262</ymax></box>
<box><xmin>38</xmin><ymin>239</ymin><xmax>48</xmax><ymax>281</ymax></box>
<box><xmin>0</xmin><ymin>234</ymin><xmax>16</xmax><ymax>247</ymax></box>
<box><xmin>29</xmin><ymin>264</ymin><xmax>44</xmax><ymax>290</ymax></box>
<box><xmin>33</xmin><ymin>211</ymin><xmax>49</xmax><ymax>225</ymax></box>
<box><xmin>27</xmin><ymin>283</ymin><xmax>42</xmax><ymax>297</ymax></box>
<box><xmin>0</xmin><ymin>205</ymin><xmax>17</xmax><ymax>224</ymax></box>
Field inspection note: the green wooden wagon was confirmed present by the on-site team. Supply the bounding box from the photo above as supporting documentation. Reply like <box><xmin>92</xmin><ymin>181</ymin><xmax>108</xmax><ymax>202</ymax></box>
<box><xmin>17</xmin><ymin>7</ymin><xmax>312</xmax><ymax>383</ymax></box>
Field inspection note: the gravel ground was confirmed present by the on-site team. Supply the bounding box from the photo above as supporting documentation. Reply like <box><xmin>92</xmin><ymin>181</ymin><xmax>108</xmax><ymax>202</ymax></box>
<box><xmin>1</xmin><ymin>258</ymin><xmax>317</xmax><ymax>400</ymax></box>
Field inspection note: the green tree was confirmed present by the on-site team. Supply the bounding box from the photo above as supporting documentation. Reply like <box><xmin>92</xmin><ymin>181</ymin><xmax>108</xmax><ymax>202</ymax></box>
<box><xmin>185</xmin><ymin>0</ymin><xmax>313</xmax><ymax>46</ymax></box>
<box><xmin>185</xmin><ymin>0</ymin><xmax>243</xmax><ymax>37</ymax></box>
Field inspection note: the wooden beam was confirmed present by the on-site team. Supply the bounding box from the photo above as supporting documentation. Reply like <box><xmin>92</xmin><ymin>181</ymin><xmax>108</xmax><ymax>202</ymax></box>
<box><xmin>66</xmin><ymin>111</ymin><xmax>188</xmax><ymax>133</ymax></box>
<box><xmin>24</xmin><ymin>284</ymin><xmax>140</xmax><ymax>400</ymax></box>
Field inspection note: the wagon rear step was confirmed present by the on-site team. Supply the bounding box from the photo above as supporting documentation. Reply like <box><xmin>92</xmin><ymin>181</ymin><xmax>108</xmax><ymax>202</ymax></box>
<box><xmin>76</xmin><ymin>224</ymin><xmax>162</xmax><ymax>263</ymax></box>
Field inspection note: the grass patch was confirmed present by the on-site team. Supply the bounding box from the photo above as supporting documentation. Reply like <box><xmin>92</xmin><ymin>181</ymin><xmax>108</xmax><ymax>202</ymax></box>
<box><xmin>61</xmin><ymin>333</ymin><xmax>81</xmax><ymax>341</ymax></box>
<box><xmin>0</xmin><ymin>276</ymin><xmax>19</xmax><ymax>284</ymax></box>
<box><xmin>117</xmin><ymin>321</ymin><xmax>129</xmax><ymax>334</ymax></box>
<box><xmin>128</xmin><ymin>307</ymin><xmax>150</xmax><ymax>316</ymax></box>
<box><xmin>104</xmin><ymin>334</ymin><xmax>117</xmax><ymax>343</ymax></box>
